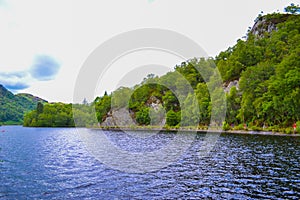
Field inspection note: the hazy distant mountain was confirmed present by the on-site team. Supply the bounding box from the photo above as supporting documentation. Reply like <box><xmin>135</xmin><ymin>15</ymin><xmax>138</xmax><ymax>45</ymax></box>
<box><xmin>0</xmin><ymin>84</ymin><xmax>47</xmax><ymax>125</ymax></box>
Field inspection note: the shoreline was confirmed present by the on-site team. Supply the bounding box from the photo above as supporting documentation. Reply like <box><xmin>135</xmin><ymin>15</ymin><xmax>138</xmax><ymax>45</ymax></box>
<box><xmin>92</xmin><ymin>126</ymin><xmax>300</xmax><ymax>137</ymax></box>
<box><xmin>2</xmin><ymin>125</ymin><xmax>299</xmax><ymax>136</ymax></box>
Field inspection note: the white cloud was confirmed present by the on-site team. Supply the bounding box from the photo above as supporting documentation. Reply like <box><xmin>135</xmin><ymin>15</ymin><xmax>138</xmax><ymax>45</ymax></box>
<box><xmin>0</xmin><ymin>71</ymin><xmax>31</xmax><ymax>91</ymax></box>
<box><xmin>0</xmin><ymin>54</ymin><xmax>61</xmax><ymax>92</ymax></box>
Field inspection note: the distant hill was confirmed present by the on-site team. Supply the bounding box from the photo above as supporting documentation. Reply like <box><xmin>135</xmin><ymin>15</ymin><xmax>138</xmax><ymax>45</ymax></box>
<box><xmin>0</xmin><ymin>84</ymin><xmax>47</xmax><ymax>125</ymax></box>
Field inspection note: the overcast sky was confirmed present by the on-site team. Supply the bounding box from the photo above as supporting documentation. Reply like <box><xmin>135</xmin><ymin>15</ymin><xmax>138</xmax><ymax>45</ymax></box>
<box><xmin>0</xmin><ymin>0</ymin><xmax>294</xmax><ymax>102</ymax></box>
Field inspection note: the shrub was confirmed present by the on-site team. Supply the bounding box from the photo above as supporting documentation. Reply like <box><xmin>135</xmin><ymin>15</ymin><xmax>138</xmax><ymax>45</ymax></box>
<box><xmin>284</xmin><ymin>128</ymin><xmax>292</xmax><ymax>134</ymax></box>
<box><xmin>233</xmin><ymin>124</ymin><xmax>244</xmax><ymax>130</ymax></box>
<box><xmin>250</xmin><ymin>126</ymin><xmax>262</xmax><ymax>131</ymax></box>
<box><xmin>296</xmin><ymin>121</ymin><xmax>300</xmax><ymax>133</ymax></box>
<box><xmin>222</xmin><ymin>122</ymin><xmax>231</xmax><ymax>131</ymax></box>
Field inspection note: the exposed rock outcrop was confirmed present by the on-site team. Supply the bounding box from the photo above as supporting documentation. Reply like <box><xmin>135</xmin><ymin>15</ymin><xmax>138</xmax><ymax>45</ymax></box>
<box><xmin>250</xmin><ymin>14</ymin><xmax>291</xmax><ymax>37</ymax></box>
<box><xmin>223</xmin><ymin>80</ymin><xmax>239</xmax><ymax>93</ymax></box>
<box><xmin>101</xmin><ymin>96</ymin><xmax>166</xmax><ymax>127</ymax></box>
<box><xmin>100</xmin><ymin>107</ymin><xmax>136</xmax><ymax>127</ymax></box>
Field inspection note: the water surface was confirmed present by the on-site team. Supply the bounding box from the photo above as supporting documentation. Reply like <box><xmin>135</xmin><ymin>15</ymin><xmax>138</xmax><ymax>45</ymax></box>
<box><xmin>0</xmin><ymin>126</ymin><xmax>299</xmax><ymax>199</ymax></box>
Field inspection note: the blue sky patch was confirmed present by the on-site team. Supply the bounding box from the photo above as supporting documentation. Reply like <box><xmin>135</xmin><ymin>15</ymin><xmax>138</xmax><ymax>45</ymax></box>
<box><xmin>0</xmin><ymin>71</ymin><xmax>30</xmax><ymax>91</ymax></box>
<box><xmin>30</xmin><ymin>55</ymin><xmax>61</xmax><ymax>81</ymax></box>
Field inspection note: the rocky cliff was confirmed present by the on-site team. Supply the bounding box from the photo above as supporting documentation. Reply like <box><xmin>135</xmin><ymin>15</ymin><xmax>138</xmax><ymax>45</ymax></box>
<box><xmin>250</xmin><ymin>14</ymin><xmax>291</xmax><ymax>37</ymax></box>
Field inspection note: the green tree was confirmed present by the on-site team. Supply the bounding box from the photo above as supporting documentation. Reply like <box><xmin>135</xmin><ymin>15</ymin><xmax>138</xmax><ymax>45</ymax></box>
<box><xmin>36</xmin><ymin>102</ymin><xmax>44</xmax><ymax>115</ymax></box>
<box><xmin>95</xmin><ymin>95</ymin><xmax>111</xmax><ymax>122</ymax></box>
<box><xmin>195</xmin><ymin>83</ymin><xmax>211</xmax><ymax>125</ymax></box>
<box><xmin>226</xmin><ymin>86</ymin><xmax>241</xmax><ymax>125</ymax></box>
<box><xmin>136</xmin><ymin>107</ymin><xmax>151</xmax><ymax>125</ymax></box>
<box><xmin>181</xmin><ymin>93</ymin><xmax>199</xmax><ymax>126</ymax></box>
<box><xmin>284</xmin><ymin>3</ymin><xmax>300</xmax><ymax>14</ymax></box>
<box><xmin>166</xmin><ymin>110</ymin><xmax>180</xmax><ymax>126</ymax></box>
<box><xmin>162</xmin><ymin>90</ymin><xmax>179</xmax><ymax>111</ymax></box>
<box><xmin>111</xmin><ymin>87</ymin><xmax>132</xmax><ymax>109</ymax></box>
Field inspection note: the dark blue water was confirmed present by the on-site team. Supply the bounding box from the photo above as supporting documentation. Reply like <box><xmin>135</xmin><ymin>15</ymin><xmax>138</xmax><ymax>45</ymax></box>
<box><xmin>0</xmin><ymin>126</ymin><xmax>299</xmax><ymax>199</ymax></box>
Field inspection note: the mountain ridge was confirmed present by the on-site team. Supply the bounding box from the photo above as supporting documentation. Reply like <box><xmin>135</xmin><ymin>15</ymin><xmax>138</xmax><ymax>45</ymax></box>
<box><xmin>0</xmin><ymin>84</ymin><xmax>47</xmax><ymax>125</ymax></box>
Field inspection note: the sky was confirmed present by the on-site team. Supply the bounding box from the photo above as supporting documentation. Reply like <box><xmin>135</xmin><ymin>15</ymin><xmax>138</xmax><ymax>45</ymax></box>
<box><xmin>0</xmin><ymin>0</ymin><xmax>294</xmax><ymax>103</ymax></box>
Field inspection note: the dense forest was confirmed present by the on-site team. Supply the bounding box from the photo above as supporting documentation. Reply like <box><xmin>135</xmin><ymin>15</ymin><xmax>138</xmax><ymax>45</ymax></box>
<box><xmin>23</xmin><ymin>102</ymin><xmax>96</xmax><ymax>127</ymax></box>
<box><xmin>0</xmin><ymin>85</ymin><xmax>47</xmax><ymax>125</ymax></box>
<box><xmin>22</xmin><ymin>7</ymin><xmax>300</xmax><ymax>133</ymax></box>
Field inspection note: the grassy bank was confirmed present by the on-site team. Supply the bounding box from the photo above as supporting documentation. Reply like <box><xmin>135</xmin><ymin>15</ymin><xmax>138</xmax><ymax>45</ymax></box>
<box><xmin>91</xmin><ymin>124</ymin><xmax>300</xmax><ymax>136</ymax></box>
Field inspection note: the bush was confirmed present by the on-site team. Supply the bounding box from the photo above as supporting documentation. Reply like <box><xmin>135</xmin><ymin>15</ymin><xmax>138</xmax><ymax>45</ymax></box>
<box><xmin>233</xmin><ymin>124</ymin><xmax>244</xmax><ymax>130</ymax></box>
<box><xmin>296</xmin><ymin>121</ymin><xmax>300</xmax><ymax>133</ymax></box>
<box><xmin>268</xmin><ymin>125</ymin><xmax>280</xmax><ymax>132</ymax></box>
<box><xmin>174</xmin><ymin>125</ymin><xmax>180</xmax><ymax>129</ymax></box>
<box><xmin>222</xmin><ymin>122</ymin><xmax>231</xmax><ymax>131</ymax></box>
<box><xmin>136</xmin><ymin>107</ymin><xmax>150</xmax><ymax>125</ymax></box>
<box><xmin>250</xmin><ymin>126</ymin><xmax>262</xmax><ymax>131</ymax></box>
<box><xmin>166</xmin><ymin>110</ymin><xmax>180</xmax><ymax>126</ymax></box>
<box><xmin>164</xmin><ymin>125</ymin><xmax>171</xmax><ymax>130</ymax></box>
<box><xmin>198</xmin><ymin>125</ymin><xmax>208</xmax><ymax>130</ymax></box>
<box><xmin>284</xmin><ymin>128</ymin><xmax>292</xmax><ymax>134</ymax></box>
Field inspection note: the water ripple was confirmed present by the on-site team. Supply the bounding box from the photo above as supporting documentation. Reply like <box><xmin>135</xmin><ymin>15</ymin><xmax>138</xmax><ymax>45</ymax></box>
<box><xmin>0</xmin><ymin>127</ymin><xmax>299</xmax><ymax>199</ymax></box>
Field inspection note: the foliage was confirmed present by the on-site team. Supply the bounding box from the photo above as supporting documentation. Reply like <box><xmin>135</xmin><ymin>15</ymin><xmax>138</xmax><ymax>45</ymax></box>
<box><xmin>94</xmin><ymin>93</ymin><xmax>111</xmax><ymax>123</ymax></box>
<box><xmin>24</xmin><ymin>102</ymin><xmax>97</xmax><ymax>127</ymax></box>
<box><xmin>136</xmin><ymin>107</ymin><xmax>151</xmax><ymax>125</ymax></box>
<box><xmin>219</xmin><ymin>13</ymin><xmax>300</xmax><ymax>129</ymax></box>
<box><xmin>0</xmin><ymin>85</ymin><xmax>47</xmax><ymax>124</ymax></box>
<box><xmin>226</xmin><ymin>86</ymin><xmax>240</xmax><ymax>125</ymax></box>
<box><xmin>166</xmin><ymin>110</ymin><xmax>180</xmax><ymax>126</ymax></box>
<box><xmin>222</xmin><ymin>122</ymin><xmax>231</xmax><ymax>131</ymax></box>
<box><xmin>24</xmin><ymin>103</ymin><xmax>74</xmax><ymax>127</ymax></box>
<box><xmin>284</xmin><ymin>3</ymin><xmax>300</xmax><ymax>14</ymax></box>
<box><xmin>296</xmin><ymin>121</ymin><xmax>300</xmax><ymax>133</ymax></box>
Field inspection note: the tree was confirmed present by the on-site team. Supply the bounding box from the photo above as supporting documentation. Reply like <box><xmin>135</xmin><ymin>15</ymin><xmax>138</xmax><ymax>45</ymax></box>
<box><xmin>95</xmin><ymin>95</ymin><xmax>111</xmax><ymax>122</ymax></box>
<box><xmin>82</xmin><ymin>98</ymin><xmax>88</xmax><ymax>105</ymax></box>
<box><xmin>24</xmin><ymin>103</ymin><xmax>80</xmax><ymax>127</ymax></box>
<box><xmin>36</xmin><ymin>102</ymin><xmax>44</xmax><ymax>115</ymax></box>
<box><xmin>166</xmin><ymin>110</ymin><xmax>180</xmax><ymax>126</ymax></box>
<box><xmin>162</xmin><ymin>90</ymin><xmax>179</xmax><ymax>111</ymax></box>
<box><xmin>226</xmin><ymin>86</ymin><xmax>241</xmax><ymax>125</ymax></box>
<box><xmin>181</xmin><ymin>93</ymin><xmax>199</xmax><ymax>126</ymax></box>
<box><xmin>136</xmin><ymin>107</ymin><xmax>151</xmax><ymax>125</ymax></box>
<box><xmin>195</xmin><ymin>83</ymin><xmax>211</xmax><ymax>125</ymax></box>
<box><xmin>284</xmin><ymin>3</ymin><xmax>300</xmax><ymax>14</ymax></box>
<box><xmin>111</xmin><ymin>87</ymin><xmax>132</xmax><ymax>109</ymax></box>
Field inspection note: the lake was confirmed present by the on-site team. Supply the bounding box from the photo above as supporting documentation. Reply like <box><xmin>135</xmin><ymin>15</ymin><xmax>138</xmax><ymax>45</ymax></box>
<box><xmin>0</xmin><ymin>126</ymin><xmax>299</xmax><ymax>199</ymax></box>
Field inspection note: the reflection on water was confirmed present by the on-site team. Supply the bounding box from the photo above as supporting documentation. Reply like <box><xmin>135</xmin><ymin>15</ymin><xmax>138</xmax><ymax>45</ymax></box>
<box><xmin>0</xmin><ymin>126</ymin><xmax>299</xmax><ymax>199</ymax></box>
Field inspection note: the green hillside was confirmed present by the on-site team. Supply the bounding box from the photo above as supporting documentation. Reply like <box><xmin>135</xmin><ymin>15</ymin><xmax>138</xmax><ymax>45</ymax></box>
<box><xmin>217</xmin><ymin>13</ymin><xmax>300</xmax><ymax>131</ymax></box>
<box><xmin>94</xmin><ymin>12</ymin><xmax>300</xmax><ymax>132</ymax></box>
<box><xmin>23</xmin><ymin>10</ymin><xmax>300</xmax><ymax>133</ymax></box>
<box><xmin>0</xmin><ymin>84</ymin><xmax>47</xmax><ymax>125</ymax></box>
